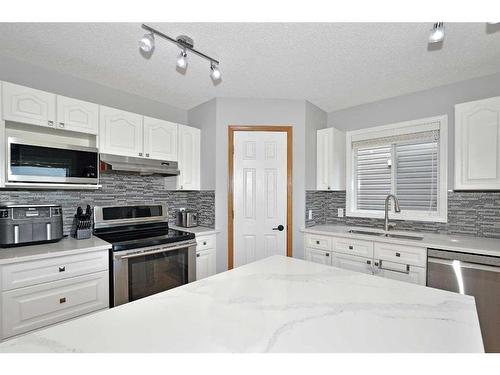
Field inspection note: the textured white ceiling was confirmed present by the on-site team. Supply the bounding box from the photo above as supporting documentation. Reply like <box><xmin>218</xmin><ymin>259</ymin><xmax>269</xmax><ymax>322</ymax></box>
<box><xmin>0</xmin><ymin>22</ymin><xmax>499</xmax><ymax>112</ymax></box>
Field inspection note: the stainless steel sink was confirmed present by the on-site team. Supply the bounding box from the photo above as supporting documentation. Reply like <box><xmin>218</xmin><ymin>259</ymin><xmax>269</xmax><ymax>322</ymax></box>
<box><xmin>383</xmin><ymin>233</ymin><xmax>424</xmax><ymax>241</ymax></box>
<box><xmin>347</xmin><ymin>229</ymin><xmax>423</xmax><ymax>241</ymax></box>
<box><xmin>348</xmin><ymin>229</ymin><xmax>384</xmax><ymax>236</ymax></box>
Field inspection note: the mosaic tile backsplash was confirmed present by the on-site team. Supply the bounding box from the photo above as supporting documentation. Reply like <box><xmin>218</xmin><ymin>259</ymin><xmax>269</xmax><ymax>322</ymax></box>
<box><xmin>306</xmin><ymin>190</ymin><xmax>500</xmax><ymax>238</ymax></box>
<box><xmin>0</xmin><ymin>172</ymin><xmax>215</xmax><ymax>235</ymax></box>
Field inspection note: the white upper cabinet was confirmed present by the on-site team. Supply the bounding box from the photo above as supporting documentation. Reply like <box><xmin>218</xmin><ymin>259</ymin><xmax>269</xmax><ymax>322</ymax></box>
<box><xmin>316</xmin><ymin>127</ymin><xmax>346</xmax><ymax>190</ymax></box>
<box><xmin>177</xmin><ymin>124</ymin><xmax>200</xmax><ymax>190</ymax></box>
<box><xmin>56</xmin><ymin>95</ymin><xmax>99</xmax><ymax>135</ymax></box>
<box><xmin>99</xmin><ymin>106</ymin><xmax>144</xmax><ymax>157</ymax></box>
<box><xmin>143</xmin><ymin>116</ymin><xmax>178</xmax><ymax>160</ymax></box>
<box><xmin>455</xmin><ymin>96</ymin><xmax>500</xmax><ymax>190</ymax></box>
<box><xmin>2</xmin><ymin>82</ymin><xmax>56</xmax><ymax>127</ymax></box>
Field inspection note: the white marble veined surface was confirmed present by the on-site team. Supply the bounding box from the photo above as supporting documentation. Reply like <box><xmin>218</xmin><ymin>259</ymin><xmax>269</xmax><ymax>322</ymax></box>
<box><xmin>0</xmin><ymin>256</ymin><xmax>483</xmax><ymax>352</ymax></box>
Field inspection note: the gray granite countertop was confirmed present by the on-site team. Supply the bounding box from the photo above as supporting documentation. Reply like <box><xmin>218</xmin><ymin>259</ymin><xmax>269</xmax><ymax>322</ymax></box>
<box><xmin>0</xmin><ymin>236</ymin><xmax>111</xmax><ymax>265</ymax></box>
<box><xmin>302</xmin><ymin>224</ymin><xmax>500</xmax><ymax>257</ymax></box>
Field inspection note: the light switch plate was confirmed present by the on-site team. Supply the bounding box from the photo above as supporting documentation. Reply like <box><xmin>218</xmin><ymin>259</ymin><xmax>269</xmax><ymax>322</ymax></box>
<box><xmin>337</xmin><ymin>208</ymin><xmax>344</xmax><ymax>217</ymax></box>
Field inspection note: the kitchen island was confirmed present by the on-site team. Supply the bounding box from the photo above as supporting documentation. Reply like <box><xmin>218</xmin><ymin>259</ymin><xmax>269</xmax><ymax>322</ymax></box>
<box><xmin>0</xmin><ymin>256</ymin><xmax>483</xmax><ymax>352</ymax></box>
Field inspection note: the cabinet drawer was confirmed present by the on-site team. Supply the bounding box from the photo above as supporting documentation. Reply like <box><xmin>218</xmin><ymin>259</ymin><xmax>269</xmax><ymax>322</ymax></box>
<box><xmin>333</xmin><ymin>237</ymin><xmax>374</xmax><ymax>258</ymax></box>
<box><xmin>2</xmin><ymin>271</ymin><xmax>109</xmax><ymax>339</ymax></box>
<box><xmin>374</xmin><ymin>242</ymin><xmax>426</xmax><ymax>267</ymax></box>
<box><xmin>374</xmin><ymin>261</ymin><xmax>426</xmax><ymax>286</ymax></box>
<box><xmin>304</xmin><ymin>234</ymin><xmax>332</xmax><ymax>251</ymax></box>
<box><xmin>305</xmin><ymin>248</ymin><xmax>332</xmax><ymax>266</ymax></box>
<box><xmin>1</xmin><ymin>250</ymin><xmax>109</xmax><ymax>291</ymax></box>
<box><xmin>331</xmin><ymin>252</ymin><xmax>373</xmax><ymax>275</ymax></box>
<box><xmin>196</xmin><ymin>235</ymin><xmax>215</xmax><ymax>251</ymax></box>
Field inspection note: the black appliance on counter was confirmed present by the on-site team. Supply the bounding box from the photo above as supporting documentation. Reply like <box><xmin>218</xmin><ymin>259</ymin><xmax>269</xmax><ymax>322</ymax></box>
<box><xmin>92</xmin><ymin>204</ymin><xmax>196</xmax><ymax>307</ymax></box>
<box><xmin>0</xmin><ymin>203</ymin><xmax>64</xmax><ymax>247</ymax></box>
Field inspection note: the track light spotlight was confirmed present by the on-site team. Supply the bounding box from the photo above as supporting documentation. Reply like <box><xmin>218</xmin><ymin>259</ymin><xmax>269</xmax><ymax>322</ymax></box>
<box><xmin>210</xmin><ymin>62</ymin><xmax>221</xmax><ymax>81</ymax></box>
<box><xmin>139</xmin><ymin>32</ymin><xmax>155</xmax><ymax>53</ymax></box>
<box><xmin>176</xmin><ymin>50</ymin><xmax>188</xmax><ymax>69</ymax></box>
<box><xmin>429</xmin><ymin>22</ymin><xmax>445</xmax><ymax>43</ymax></box>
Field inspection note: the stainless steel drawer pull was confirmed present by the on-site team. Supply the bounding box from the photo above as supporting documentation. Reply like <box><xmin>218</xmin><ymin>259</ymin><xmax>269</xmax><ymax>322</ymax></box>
<box><xmin>59</xmin><ymin>297</ymin><xmax>66</xmax><ymax>304</ymax></box>
<box><xmin>59</xmin><ymin>266</ymin><xmax>66</xmax><ymax>272</ymax></box>
<box><xmin>378</xmin><ymin>260</ymin><xmax>410</xmax><ymax>274</ymax></box>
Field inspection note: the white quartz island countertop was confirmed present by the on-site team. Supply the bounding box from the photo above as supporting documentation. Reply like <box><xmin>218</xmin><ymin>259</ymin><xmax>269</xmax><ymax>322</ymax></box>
<box><xmin>0</xmin><ymin>256</ymin><xmax>483</xmax><ymax>353</ymax></box>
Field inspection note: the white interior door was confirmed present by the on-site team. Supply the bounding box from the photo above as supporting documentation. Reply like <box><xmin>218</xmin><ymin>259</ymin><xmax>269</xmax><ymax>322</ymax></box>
<box><xmin>233</xmin><ymin>131</ymin><xmax>288</xmax><ymax>267</ymax></box>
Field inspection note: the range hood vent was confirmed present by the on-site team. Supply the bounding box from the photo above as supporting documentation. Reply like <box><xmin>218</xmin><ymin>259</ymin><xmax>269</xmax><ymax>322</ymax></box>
<box><xmin>100</xmin><ymin>154</ymin><xmax>180</xmax><ymax>176</ymax></box>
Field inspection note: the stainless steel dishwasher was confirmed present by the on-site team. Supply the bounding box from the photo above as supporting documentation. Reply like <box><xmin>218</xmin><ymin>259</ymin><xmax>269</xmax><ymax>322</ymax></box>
<box><xmin>427</xmin><ymin>249</ymin><xmax>500</xmax><ymax>352</ymax></box>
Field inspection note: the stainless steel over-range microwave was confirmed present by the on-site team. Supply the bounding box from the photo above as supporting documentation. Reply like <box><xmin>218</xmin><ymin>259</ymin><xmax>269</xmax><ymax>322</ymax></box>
<box><xmin>6</xmin><ymin>137</ymin><xmax>99</xmax><ymax>185</ymax></box>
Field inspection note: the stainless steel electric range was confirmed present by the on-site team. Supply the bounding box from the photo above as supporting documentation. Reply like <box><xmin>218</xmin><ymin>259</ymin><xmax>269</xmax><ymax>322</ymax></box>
<box><xmin>93</xmin><ymin>204</ymin><xmax>196</xmax><ymax>307</ymax></box>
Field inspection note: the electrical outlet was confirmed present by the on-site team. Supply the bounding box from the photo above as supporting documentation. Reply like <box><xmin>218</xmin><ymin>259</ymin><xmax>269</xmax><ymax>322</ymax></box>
<box><xmin>337</xmin><ymin>208</ymin><xmax>344</xmax><ymax>217</ymax></box>
<box><xmin>308</xmin><ymin>210</ymin><xmax>313</xmax><ymax>220</ymax></box>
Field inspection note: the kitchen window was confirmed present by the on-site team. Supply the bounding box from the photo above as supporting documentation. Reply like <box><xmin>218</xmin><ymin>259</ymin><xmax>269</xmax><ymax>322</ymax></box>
<box><xmin>346</xmin><ymin>115</ymin><xmax>448</xmax><ymax>222</ymax></box>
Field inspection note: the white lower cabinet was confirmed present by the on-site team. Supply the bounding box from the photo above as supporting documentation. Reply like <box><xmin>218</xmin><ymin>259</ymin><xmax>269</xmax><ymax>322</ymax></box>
<box><xmin>0</xmin><ymin>249</ymin><xmax>109</xmax><ymax>341</ymax></box>
<box><xmin>305</xmin><ymin>248</ymin><xmax>332</xmax><ymax>265</ymax></box>
<box><xmin>331</xmin><ymin>253</ymin><xmax>373</xmax><ymax>275</ymax></box>
<box><xmin>196</xmin><ymin>234</ymin><xmax>217</xmax><ymax>280</ymax></box>
<box><xmin>2</xmin><ymin>271</ymin><xmax>108</xmax><ymax>339</ymax></box>
<box><xmin>374</xmin><ymin>261</ymin><xmax>426</xmax><ymax>285</ymax></box>
<box><xmin>304</xmin><ymin>233</ymin><xmax>427</xmax><ymax>285</ymax></box>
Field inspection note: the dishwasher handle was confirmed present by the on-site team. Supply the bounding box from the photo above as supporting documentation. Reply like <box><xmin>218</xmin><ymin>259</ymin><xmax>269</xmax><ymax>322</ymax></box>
<box><xmin>428</xmin><ymin>257</ymin><xmax>500</xmax><ymax>273</ymax></box>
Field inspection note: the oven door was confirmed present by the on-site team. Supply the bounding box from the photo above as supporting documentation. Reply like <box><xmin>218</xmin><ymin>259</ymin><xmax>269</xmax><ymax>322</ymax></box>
<box><xmin>7</xmin><ymin>137</ymin><xmax>99</xmax><ymax>184</ymax></box>
<box><xmin>112</xmin><ymin>241</ymin><xmax>197</xmax><ymax>307</ymax></box>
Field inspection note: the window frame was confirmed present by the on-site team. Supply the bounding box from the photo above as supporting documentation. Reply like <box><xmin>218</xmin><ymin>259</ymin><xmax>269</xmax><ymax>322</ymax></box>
<box><xmin>346</xmin><ymin>115</ymin><xmax>448</xmax><ymax>223</ymax></box>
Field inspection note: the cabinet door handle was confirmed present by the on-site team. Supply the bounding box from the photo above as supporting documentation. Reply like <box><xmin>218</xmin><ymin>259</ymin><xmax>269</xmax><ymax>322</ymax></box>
<box><xmin>366</xmin><ymin>260</ymin><xmax>371</xmax><ymax>265</ymax></box>
<box><xmin>327</xmin><ymin>186</ymin><xmax>331</xmax><ymax>190</ymax></box>
<box><xmin>325</xmin><ymin>253</ymin><xmax>330</xmax><ymax>257</ymax></box>
<box><xmin>146</xmin><ymin>153</ymin><xmax>150</xmax><ymax>157</ymax></box>
<box><xmin>196</xmin><ymin>253</ymin><xmax>200</xmax><ymax>257</ymax></box>
<box><xmin>59</xmin><ymin>266</ymin><xmax>66</xmax><ymax>272</ymax></box>
<box><xmin>59</xmin><ymin>122</ymin><xmax>65</xmax><ymax>128</ymax></box>
<box><xmin>395</xmin><ymin>252</ymin><xmax>401</xmax><ymax>257</ymax></box>
<box><xmin>59</xmin><ymin>297</ymin><xmax>66</xmax><ymax>304</ymax></box>
<box><xmin>203</xmin><ymin>241</ymin><xmax>207</xmax><ymax>246</ymax></box>
<box><xmin>139</xmin><ymin>152</ymin><xmax>143</xmax><ymax>156</ymax></box>
<box><xmin>48</xmin><ymin>120</ymin><xmax>54</xmax><ymax>126</ymax></box>
<box><xmin>316</xmin><ymin>240</ymin><xmax>320</xmax><ymax>245</ymax></box>
<box><xmin>348</xmin><ymin>245</ymin><xmax>353</xmax><ymax>250</ymax></box>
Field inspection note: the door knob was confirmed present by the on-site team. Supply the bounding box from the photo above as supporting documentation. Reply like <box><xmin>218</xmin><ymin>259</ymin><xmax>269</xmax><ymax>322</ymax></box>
<box><xmin>272</xmin><ymin>225</ymin><xmax>285</xmax><ymax>231</ymax></box>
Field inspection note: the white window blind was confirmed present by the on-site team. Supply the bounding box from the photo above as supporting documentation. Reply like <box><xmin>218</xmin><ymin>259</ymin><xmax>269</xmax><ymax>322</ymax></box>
<box><xmin>354</xmin><ymin>130</ymin><xmax>439</xmax><ymax>213</ymax></box>
<box><xmin>356</xmin><ymin>146</ymin><xmax>392</xmax><ymax>210</ymax></box>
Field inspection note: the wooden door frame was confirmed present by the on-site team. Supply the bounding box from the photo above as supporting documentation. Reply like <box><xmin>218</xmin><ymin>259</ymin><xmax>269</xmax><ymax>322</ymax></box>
<box><xmin>227</xmin><ymin>125</ymin><xmax>293</xmax><ymax>270</ymax></box>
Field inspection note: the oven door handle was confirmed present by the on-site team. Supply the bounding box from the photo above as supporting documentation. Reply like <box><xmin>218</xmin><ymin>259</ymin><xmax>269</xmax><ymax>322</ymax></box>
<box><xmin>118</xmin><ymin>243</ymin><xmax>195</xmax><ymax>260</ymax></box>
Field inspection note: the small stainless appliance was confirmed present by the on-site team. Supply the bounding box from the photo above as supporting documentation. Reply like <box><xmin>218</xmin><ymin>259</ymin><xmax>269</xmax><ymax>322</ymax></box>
<box><xmin>7</xmin><ymin>137</ymin><xmax>99</xmax><ymax>186</ymax></box>
<box><xmin>176</xmin><ymin>210</ymin><xmax>199</xmax><ymax>228</ymax></box>
<box><xmin>0</xmin><ymin>203</ymin><xmax>64</xmax><ymax>247</ymax></box>
<box><xmin>93</xmin><ymin>204</ymin><xmax>196</xmax><ymax>307</ymax></box>
<box><xmin>427</xmin><ymin>249</ymin><xmax>500</xmax><ymax>352</ymax></box>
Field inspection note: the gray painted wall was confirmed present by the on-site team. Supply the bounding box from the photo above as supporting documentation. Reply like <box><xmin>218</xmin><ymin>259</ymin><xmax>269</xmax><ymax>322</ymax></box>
<box><xmin>187</xmin><ymin>99</ymin><xmax>217</xmax><ymax>190</ymax></box>
<box><xmin>327</xmin><ymin>71</ymin><xmax>500</xmax><ymax>188</ymax></box>
<box><xmin>214</xmin><ymin>98</ymin><xmax>309</xmax><ymax>272</ymax></box>
<box><xmin>0</xmin><ymin>54</ymin><xmax>188</xmax><ymax>124</ymax></box>
<box><xmin>305</xmin><ymin>101</ymin><xmax>327</xmax><ymax>190</ymax></box>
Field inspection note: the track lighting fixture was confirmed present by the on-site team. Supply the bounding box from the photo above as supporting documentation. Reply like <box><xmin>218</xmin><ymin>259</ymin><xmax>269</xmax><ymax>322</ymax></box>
<box><xmin>140</xmin><ymin>24</ymin><xmax>221</xmax><ymax>81</ymax></box>
<box><xmin>139</xmin><ymin>32</ymin><xmax>155</xmax><ymax>53</ymax></box>
<box><xmin>429</xmin><ymin>22</ymin><xmax>445</xmax><ymax>43</ymax></box>
<box><xmin>176</xmin><ymin>50</ymin><xmax>188</xmax><ymax>69</ymax></box>
<box><xmin>210</xmin><ymin>62</ymin><xmax>221</xmax><ymax>81</ymax></box>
